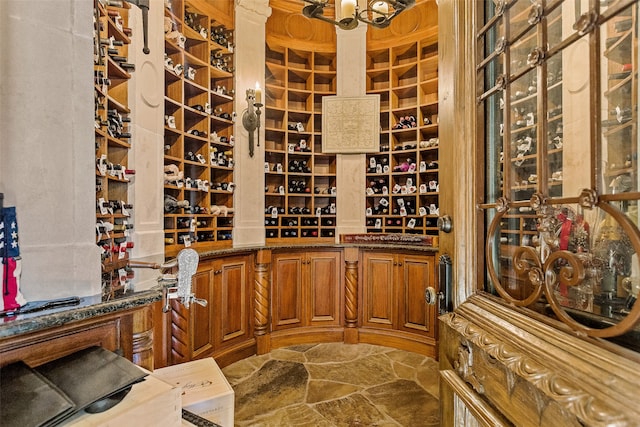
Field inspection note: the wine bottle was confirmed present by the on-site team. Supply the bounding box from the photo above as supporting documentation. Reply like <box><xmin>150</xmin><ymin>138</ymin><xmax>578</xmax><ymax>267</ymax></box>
<box><xmin>164</xmin><ymin>195</ymin><xmax>190</xmax><ymax>212</ymax></box>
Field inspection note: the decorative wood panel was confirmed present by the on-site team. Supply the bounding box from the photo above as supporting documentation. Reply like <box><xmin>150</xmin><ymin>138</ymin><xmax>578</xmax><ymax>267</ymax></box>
<box><xmin>218</xmin><ymin>257</ymin><xmax>249</xmax><ymax>343</ymax></box>
<box><xmin>398</xmin><ymin>254</ymin><xmax>435</xmax><ymax>335</ymax></box>
<box><xmin>190</xmin><ymin>268</ymin><xmax>214</xmax><ymax>357</ymax></box>
<box><xmin>308</xmin><ymin>251</ymin><xmax>342</xmax><ymax>325</ymax></box>
<box><xmin>272</xmin><ymin>254</ymin><xmax>304</xmax><ymax>329</ymax></box>
<box><xmin>362</xmin><ymin>252</ymin><xmax>395</xmax><ymax>328</ymax></box>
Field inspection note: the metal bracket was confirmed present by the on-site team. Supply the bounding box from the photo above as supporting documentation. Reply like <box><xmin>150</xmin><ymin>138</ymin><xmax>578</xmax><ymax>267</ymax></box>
<box><xmin>128</xmin><ymin>0</ymin><xmax>150</xmax><ymax>54</ymax></box>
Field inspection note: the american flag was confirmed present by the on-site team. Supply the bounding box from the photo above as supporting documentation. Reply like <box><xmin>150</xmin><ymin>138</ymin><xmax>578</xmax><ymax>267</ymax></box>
<box><xmin>1</xmin><ymin>206</ymin><xmax>20</xmax><ymax>258</ymax></box>
<box><xmin>1</xmin><ymin>206</ymin><xmax>26</xmax><ymax>311</ymax></box>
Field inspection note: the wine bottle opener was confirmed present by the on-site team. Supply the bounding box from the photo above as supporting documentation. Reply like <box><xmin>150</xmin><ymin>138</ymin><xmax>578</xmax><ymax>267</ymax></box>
<box><xmin>158</xmin><ymin>249</ymin><xmax>207</xmax><ymax>312</ymax></box>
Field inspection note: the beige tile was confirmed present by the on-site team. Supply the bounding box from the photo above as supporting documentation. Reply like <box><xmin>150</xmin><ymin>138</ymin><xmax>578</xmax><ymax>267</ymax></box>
<box><xmin>313</xmin><ymin>394</ymin><xmax>399</xmax><ymax>426</ymax></box>
<box><xmin>225</xmin><ymin>343</ymin><xmax>440</xmax><ymax>426</ymax></box>
<box><xmin>306</xmin><ymin>353</ymin><xmax>396</xmax><ymax>386</ymax></box>
<box><xmin>240</xmin><ymin>403</ymin><xmax>335</xmax><ymax>427</ymax></box>
<box><xmin>364</xmin><ymin>379</ymin><xmax>440</xmax><ymax>426</ymax></box>
<box><xmin>222</xmin><ymin>353</ymin><xmax>271</xmax><ymax>385</ymax></box>
<box><xmin>306</xmin><ymin>380</ymin><xmax>362</xmax><ymax>403</ymax></box>
<box><xmin>233</xmin><ymin>359</ymin><xmax>308</xmax><ymax>421</ymax></box>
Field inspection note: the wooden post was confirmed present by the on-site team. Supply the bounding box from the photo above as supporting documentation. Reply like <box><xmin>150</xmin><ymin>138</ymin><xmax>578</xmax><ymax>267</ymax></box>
<box><xmin>254</xmin><ymin>249</ymin><xmax>272</xmax><ymax>354</ymax></box>
<box><xmin>344</xmin><ymin>247</ymin><xmax>359</xmax><ymax>343</ymax></box>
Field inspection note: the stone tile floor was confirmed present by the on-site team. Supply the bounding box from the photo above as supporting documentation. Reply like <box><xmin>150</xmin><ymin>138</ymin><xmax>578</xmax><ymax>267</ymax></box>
<box><xmin>221</xmin><ymin>343</ymin><xmax>440</xmax><ymax>427</ymax></box>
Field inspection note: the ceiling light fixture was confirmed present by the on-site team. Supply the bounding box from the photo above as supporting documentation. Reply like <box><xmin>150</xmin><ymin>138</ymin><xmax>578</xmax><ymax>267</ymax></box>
<box><xmin>302</xmin><ymin>0</ymin><xmax>416</xmax><ymax>30</ymax></box>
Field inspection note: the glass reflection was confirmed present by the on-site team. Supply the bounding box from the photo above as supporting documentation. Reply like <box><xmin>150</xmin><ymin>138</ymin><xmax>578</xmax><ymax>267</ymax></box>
<box><xmin>600</xmin><ymin>9</ymin><xmax>637</xmax><ymax>198</ymax></box>
<box><xmin>509</xmin><ymin>69</ymin><xmax>538</xmax><ymax>202</ymax></box>
<box><xmin>482</xmin><ymin>0</ymin><xmax>640</xmax><ymax>343</ymax></box>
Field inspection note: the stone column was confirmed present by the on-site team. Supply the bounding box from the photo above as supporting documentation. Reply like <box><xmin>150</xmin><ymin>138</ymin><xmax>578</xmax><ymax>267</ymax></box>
<box><xmin>233</xmin><ymin>0</ymin><xmax>272</xmax><ymax>247</ymax></box>
<box><xmin>0</xmin><ymin>0</ymin><xmax>100</xmax><ymax>299</ymax></box>
<box><xmin>127</xmin><ymin>0</ymin><xmax>167</xmax><ymax>289</ymax></box>
<box><xmin>335</xmin><ymin>21</ymin><xmax>367</xmax><ymax>239</ymax></box>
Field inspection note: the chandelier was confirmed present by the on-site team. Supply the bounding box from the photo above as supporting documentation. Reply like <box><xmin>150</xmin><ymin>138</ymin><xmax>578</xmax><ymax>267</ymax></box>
<box><xmin>301</xmin><ymin>0</ymin><xmax>416</xmax><ymax>30</ymax></box>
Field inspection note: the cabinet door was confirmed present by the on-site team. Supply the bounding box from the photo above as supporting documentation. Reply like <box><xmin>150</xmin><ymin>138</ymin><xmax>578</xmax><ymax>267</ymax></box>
<box><xmin>213</xmin><ymin>255</ymin><xmax>252</xmax><ymax>348</ymax></box>
<box><xmin>272</xmin><ymin>252</ymin><xmax>304</xmax><ymax>330</ymax></box>
<box><xmin>361</xmin><ymin>252</ymin><xmax>396</xmax><ymax>328</ymax></box>
<box><xmin>307</xmin><ymin>251</ymin><xmax>342</xmax><ymax>327</ymax></box>
<box><xmin>397</xmin><ymin>253</ymin><xmax>436</xmax><ymax>337</ymax></box>
<box><xmin>190</xmin><ymin>264</ymin><xmax>215</xmax><ymax>359</ymax></box>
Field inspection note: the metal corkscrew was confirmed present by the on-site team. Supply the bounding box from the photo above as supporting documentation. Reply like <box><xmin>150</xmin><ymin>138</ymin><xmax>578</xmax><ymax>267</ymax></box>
<box><xmin>129</xmin><ymin>249</ymin><xmax>206</xmax><ymax>312</ymax></box>
<box><xmin>159</xmin><ymin>248</ymin><xmax>207</xmax><ymax>312</ymax></box>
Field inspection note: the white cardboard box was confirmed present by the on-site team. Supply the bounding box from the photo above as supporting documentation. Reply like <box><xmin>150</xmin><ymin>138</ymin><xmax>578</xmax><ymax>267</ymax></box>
<box><xmin>153</xmin><ymin>358</ymin><xmax>235</xmax><ymax>427</ymax></box>
<box><xmin>65</xmin><ymin>372</ymin><xmax>183</xmax><ymax>427</ymax></box>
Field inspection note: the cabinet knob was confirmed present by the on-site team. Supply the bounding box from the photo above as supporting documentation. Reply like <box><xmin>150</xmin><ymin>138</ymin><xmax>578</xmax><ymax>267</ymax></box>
<box><xmin>214</xmin><ymin>269</ymin><xmax>222</xmax><ymax>275</ymax></box>
<box><xmin>398</xmin><ymin>262</ymin><xmax>403</xmax><ymax>266</ymax></box>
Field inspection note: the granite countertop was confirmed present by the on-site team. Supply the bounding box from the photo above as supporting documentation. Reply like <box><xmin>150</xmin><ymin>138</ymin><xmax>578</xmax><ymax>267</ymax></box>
<box><xmin>0</xmin><ymin>287</ymin><xmax>162</xmax><ymax>339</ymax></box>
<box><xmin>197</xmin><ymin>242</ymin><xmax>438</xmax><ymax>258</ymax></box>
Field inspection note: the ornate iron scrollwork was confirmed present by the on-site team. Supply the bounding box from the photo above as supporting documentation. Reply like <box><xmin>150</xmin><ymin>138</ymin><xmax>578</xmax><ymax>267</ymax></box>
<box><xmin>527</xmin><ymin>2</ymin><xmax>543</xmax><ymax>26</ymax></box>
<box><xmin>486</xmin><ymin>189</ymin><xmax>640</xmax><ymax>338</ymax></box>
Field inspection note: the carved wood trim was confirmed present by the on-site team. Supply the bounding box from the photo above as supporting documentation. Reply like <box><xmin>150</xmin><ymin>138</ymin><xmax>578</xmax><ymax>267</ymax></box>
<box><xmin>131</xmin><ymin>305</ymin><xmax>153</xmax><ymax>370</ymax></box>
<box><xmin>441</xmin><ymin>370</ymin><xmax>510</xmax><ymax>427</ymax></box>
<box><xmin>441</xmin><ymin>295</ymin><xmax>640</xmax><ymax>425</ymax></box>
<box><xmin>170</xmin><ymin>301</ymin><xmax>189</xmax><ymax>364</ymax></box>
<box><xmin>345</xmin><ymin>259</ymin><xmax>358</xmax><ymax>328</ymax></box>
<box><xmin>254</xmin><ymin>262</ymin><xmax>270</xmax><ymax>336</ymax></box>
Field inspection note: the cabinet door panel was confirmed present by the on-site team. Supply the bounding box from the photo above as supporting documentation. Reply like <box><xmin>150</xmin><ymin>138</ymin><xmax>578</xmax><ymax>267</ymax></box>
<box><xmin>399</xmin><ymin>255</ymin><xmax>436</xmax><ymax>336</ymax></box>
<box><xmin>272</xmin><ymin>255</ymin><xmax>304</xmax><ymax>329</ymax></box>
<box><xmin>362</xmin><ymin>253</ymin><xmax>395</xmax><ymax>328</ymax></box>
<box><xmin>218</xmin><ymin>258</ymin><xmax>250</xmax><ymax>343</ymax></box>
<box><xmin>191</xmin><ymin>270</ymin><xmax>214</xmax><ymax>357</ymax></box>
<box><xmin>308</xmin><ymin>251</ymin><xmax>342</xmax><ymax>326</ymax></box>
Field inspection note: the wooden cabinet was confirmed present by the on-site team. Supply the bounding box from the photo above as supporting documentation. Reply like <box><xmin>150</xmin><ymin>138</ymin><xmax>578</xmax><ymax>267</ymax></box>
<box><xmin>0</xmin><ymin>304</ymin><xmax>154</xmax><ymax>370</ymax></box>
<box><xmin>263</xmin><ymin>44</ymin><xmax>338</xmax><ymax>242</ymax></box>
<box><xmin>361</xmin><ymin>252</ymin><xmax>396</xmax><ymax>328</ymax></box>
<box><xmin>163</xmin><ymin>0</ymin><xmax>236</xmax><ymax>257</ymax></box>
<box><xmin>94</xmin><ymin>0</ymin><xmax>135</xmax><ymax>298</ymax></box>
<box><xmin>271</xmin><ymin>250</ymin><xmax>343</xmax><ymax>330</ymax></box>
<box><xmin>170</xmin><ymin>253</ymin><xmax>253</xmax><ymax>365</ymax></box>
<box><xmin>158</xmin><ymin>246</ymin><xmax>437</xmax><ymax>366</ymax></box>
<box><xmin>361</xmin><ymin>250</ymin><xmax>437</xmax><ymax>339</ymax></box>
<box><xmin>365</xmin><ymin>31</ymin><xmax>440</xmax><ymax>238</ymax></box>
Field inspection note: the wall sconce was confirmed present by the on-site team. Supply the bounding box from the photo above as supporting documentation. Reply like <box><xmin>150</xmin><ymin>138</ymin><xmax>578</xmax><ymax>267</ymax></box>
<box><xmin>129</xmin><ymin>0</ymin><xmax>151</xmax><ymax>54</ymax></box>
<box><xmin>242</xmin><ymin>83</ymin><xmax>263</xmax><ymax>157</ymax></box>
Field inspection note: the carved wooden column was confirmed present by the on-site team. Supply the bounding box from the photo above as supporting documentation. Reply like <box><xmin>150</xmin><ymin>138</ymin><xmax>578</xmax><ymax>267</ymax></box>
<box><xmin>169</xmin><ymin>301</ymin><xmax>190</xmax><ymax>365</ymax></box>
<box><xmin>344</xmin><ymin>247</ymin><xmax>360</xmax><ymax>343</ymax></box>
<box><xmin>254</xmin><ymin>249</ymin><xmax>272</xmax><ymax>354</ymax></box>
<box><xmin>132</xmin><ymin>305</ymin><xmax>154</xmax><ymax>370</ymax></box>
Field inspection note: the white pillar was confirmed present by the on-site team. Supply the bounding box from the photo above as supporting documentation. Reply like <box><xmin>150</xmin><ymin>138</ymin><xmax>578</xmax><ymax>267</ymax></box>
<box><xmin>127</xmin><ymin>0</ymin><xmax>167</xmax><ymax>288</ymax></box>
<box><xmin>336</xmin><ymin>25</ymin><xmax>368</xmax><ymax>238</ymax></box>
<box><xmin>0</xmin><ymin>0</ymin><xmax>100</xmax><ymax>299</ymax></box>
<box><xmin>233</xmin><ymin>0</ymin><xmax>272</xmax><ymax>247</ymax></box>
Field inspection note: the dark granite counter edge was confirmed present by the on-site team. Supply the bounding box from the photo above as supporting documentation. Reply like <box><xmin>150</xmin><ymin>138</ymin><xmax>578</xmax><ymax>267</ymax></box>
<box><xmin>197</xmin><ymin>243</ymin><xmax>439</xmax><ymax>258</ymax></box>
<box><xmin>0</xmin><ymin>288</ymin><xmax>162</xmax><ymax>339</ymax></box>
